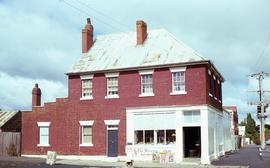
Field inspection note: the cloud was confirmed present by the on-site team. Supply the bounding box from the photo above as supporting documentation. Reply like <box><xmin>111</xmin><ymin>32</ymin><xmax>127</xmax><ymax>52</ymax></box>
<box><xmin>0</xmin><ymin>71</ymin><xmax>67</xmax><ymax>110</ymax></box>
<box><xmin>1</xmin><ymin>0</ymin><xmax>270</xmax><ymax>125</ymax></box>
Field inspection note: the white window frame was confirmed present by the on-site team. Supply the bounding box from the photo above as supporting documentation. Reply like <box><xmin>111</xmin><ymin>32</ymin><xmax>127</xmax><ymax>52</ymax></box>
<box><xmin>105</xmin><ymin>73</ymin><xmax>119</xmax><ymax>99</ymax></box>
<box><xmin>139</xmin><ymin>70</ymin><xmax>154</xmax><ymax>97</ymax></box>
<box><xmin>79</xmin><ymin>120</ymin><xmax>94</xmax><ymax>147</ymax></box>
<box><xmin>80</xmin><ymin>75</ymin><xmax>93</xmax><ymax>100</ymax></box>
<box><xmin>37</xmin><ymin>122</ymin><xmax>50</xmax><ymax>147</ymax></box>
<box><xmin>170</xmin><ymin>67</ymin><xmax>187</xmax><ymax>95</ymax></box>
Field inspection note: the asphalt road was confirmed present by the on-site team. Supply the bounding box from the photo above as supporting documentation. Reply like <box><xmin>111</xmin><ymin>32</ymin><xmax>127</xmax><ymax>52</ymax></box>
<box><xmin>212</xmin><ymin>145</ymin><xmax>270</xmax><ymax>168</ymax></box>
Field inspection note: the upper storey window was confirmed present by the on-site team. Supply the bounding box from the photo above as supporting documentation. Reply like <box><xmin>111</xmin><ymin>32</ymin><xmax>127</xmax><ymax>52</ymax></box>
<box><xmin>105</xmin><ymin>73</ymin><xmax>119</xmax><ymax>99</ymax></box>
<box><xmin>80</xmin><ymin>75</ymin><xmax>93</xmax><ymax>100</ymax></box>
<box><xmin>139</xmin><ymin>70</ymin><xmax>154</xmax><ymax>97</ymax></box>
<box><xmin>170</xmin><ymin>67</ymin><xmax>186</xmax><ymax>95</ymax></box>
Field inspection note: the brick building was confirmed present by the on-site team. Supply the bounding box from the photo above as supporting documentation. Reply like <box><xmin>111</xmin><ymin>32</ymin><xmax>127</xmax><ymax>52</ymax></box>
<box><xmin>22</xmin><ymin>19</ymin><xmax>234</xmax><ymax>164</ymax></box>
<box><xmin>223</xmin><ymin>106</ymin><xmax>239</xmax><ymax>135</ymax></box>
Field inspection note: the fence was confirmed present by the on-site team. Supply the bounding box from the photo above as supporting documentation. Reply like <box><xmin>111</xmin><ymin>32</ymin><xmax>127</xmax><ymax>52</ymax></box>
<box><xmin>0</xmin><ymin>132</ymin><xmax>21</xmax><ymax>156</ymax></box>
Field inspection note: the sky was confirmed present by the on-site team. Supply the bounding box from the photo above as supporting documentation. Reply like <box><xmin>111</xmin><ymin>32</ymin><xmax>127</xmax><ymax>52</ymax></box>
<box><xmin>0</xmin><ymin>0</ymin><xmax>270</xmax><ymax>124</ymax></box>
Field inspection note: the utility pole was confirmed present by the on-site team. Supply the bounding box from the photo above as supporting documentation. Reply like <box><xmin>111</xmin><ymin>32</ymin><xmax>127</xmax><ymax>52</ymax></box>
<box><xmin>248</xmin><ymin>72</ymin><xmax>269</xmax><ymax>150</ymax></box>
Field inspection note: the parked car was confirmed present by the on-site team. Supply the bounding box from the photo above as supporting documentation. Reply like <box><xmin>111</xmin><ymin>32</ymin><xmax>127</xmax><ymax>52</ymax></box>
<box><xmin>265</xmin><ymin>139</ymin><xmax>270</xmax><ymax>145</ymax></box>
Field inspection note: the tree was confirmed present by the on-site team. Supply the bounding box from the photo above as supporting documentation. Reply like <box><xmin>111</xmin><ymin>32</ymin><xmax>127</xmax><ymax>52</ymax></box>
<box><xmin>245</xmin><ymin>113</ymin><xmax>260</xmax><ymax>144</ymax></box>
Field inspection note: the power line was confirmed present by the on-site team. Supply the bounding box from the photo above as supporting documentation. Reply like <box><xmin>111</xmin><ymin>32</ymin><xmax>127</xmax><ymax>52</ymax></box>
<box><xmin>74</xmin><ymin>0</ymin><xmax>132</xmax><ymax>30</ymax></box>
<box><xmin>60</xmin><ymin>0</ymin><xmax>125</xmax><ymax>32</ymax></box>
<box><xmin>254</xmin><ymin>37</ymin><xmax>270</xmax><ymax>71</ymax></box>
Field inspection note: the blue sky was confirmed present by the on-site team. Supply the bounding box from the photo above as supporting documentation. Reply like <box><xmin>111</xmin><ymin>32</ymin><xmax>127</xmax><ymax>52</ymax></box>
<box><xmin>0</xmin><ymin>0</ymin><xmax>270</xmax><ymax>123</ymax></box>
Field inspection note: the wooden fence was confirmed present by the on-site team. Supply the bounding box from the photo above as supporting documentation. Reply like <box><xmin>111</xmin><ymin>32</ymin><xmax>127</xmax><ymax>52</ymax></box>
<box><xmin>0</xmin><ymin>132</ymin><xmax>21</xmax><ymax>156</ymax></box>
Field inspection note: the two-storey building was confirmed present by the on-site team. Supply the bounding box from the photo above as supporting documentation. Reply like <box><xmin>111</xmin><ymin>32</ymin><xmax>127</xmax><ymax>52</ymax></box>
<box><xmin>22</xmin><ymin>18</ymin><xmax>233</xmax><ymax>164</ymax></box>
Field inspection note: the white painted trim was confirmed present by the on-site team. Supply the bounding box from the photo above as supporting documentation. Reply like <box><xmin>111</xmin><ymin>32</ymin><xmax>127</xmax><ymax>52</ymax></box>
<box><xmin>213</xmin><ymin>75</ymin><xmax>216</xmax><ymax>80</ymax></box>
<box><xmin>209</xmin><ymin>93</ymin><xmax>213</xmax><ymax>97</ymax></box>
<box><xmin>208</xmin><ymin>69</ymin><xmax>211</xmax><ymax>75</ymax></box>
<box><xmin>126</xmin><ymin>105</ymin><xmax>209</xmax><ymax>113</ymax></box>
<box><xmin>170</xmin><ymin>67</ymin><xmax>186</xmax><ymax>72</ymax></box>
<box><xmin>139</xmin><ymin>69</ymin><xmax>154</xmax><ymax>75</ymax></box>
<box><xmin>79</xmin><ymin>143</ymin><xmax>93</xmax><ymax>147</ymax></box>
<box><xmin>80</xmin><ymin>96</ymin><xmax>93</xmax><ymax>100</ymax></box>
<box><xmin>37</xmin><ymin>122</ymin><xmax>50</xmax><ymax>127</ymax></box>
<box><xmin>104</xmin><ymin>120</ymin><xmax>120</xmax><ymax>125</ymax></box>
<box><xmin>80</xmin><ymin>75</ymin><xmax>93</xmax><ymax>80</ymax></box>
<box><xmin>79</xmin><ymin>121</ymin><xmax>94</xmax><ymax>126</ymax></box>
<box><xmin>214</xmin><ymin>97</ymin><xmax>218</xmax><ymax>100</ymax></box>
<box><xmin>105</xmin><ymin>94</ymin><xmax>119</xmax><ymax>99</ymax></box>
<box><xmin>105</xmin><ymin>72</ymin><xmax>119</xmax><ymax>78</ymax></box>
<box><xmin>37</xmin><ymin>144</ymin><xmax>50</xmax><ymax>147</ymax></box>
<box><xmin>138</xmin><ymin>93</ymin><xmax>155</xmax><ymax>97</ymax></box>
<box><xmin>170</xmin><ymin>91</ymin><xmax>187</xmax><ymax>95</ymax></box>
<box><xmin>217</xmin><ymin>80</ymin><xmax>220</xmax><ymax>84</ymax></box>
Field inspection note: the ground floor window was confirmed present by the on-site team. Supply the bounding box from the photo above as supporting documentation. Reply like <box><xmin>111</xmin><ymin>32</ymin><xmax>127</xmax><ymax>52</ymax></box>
<box><xmin>37</xmin><ymin>122</ymin><xmax>50</xmax><ymax>147</ymax></box>
<box><xmin>134</xmin><ymin>129</ymin><xmax>176</xmax><ymax>145</ymax></box>
<box><xmin>79</xmin><ymin>120</ymin><xmax>94</xmax><ymax>146</ymax></box>
<box><xmin>82</xmin><ymin>126</ymin><xmax>92</xmax><ymax>144</ymax></box>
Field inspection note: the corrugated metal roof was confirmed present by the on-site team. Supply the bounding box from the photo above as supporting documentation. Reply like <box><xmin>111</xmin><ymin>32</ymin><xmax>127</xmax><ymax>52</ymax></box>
<box><xmin>68</xmin><ymin>29</ymin><xmax>206</xmax><ymax>74</ymax></box>
<box><xmin>0</xmin><ymin>111</ymin><xmax>19</xmax><ymax>128</ymax></box>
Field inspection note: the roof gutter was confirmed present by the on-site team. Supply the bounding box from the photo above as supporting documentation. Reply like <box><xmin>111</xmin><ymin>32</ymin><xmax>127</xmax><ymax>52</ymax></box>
<box><xmin>65</xmin><ymin>60</ymin><xmax>225</xmax><ymax>82</ymax></box>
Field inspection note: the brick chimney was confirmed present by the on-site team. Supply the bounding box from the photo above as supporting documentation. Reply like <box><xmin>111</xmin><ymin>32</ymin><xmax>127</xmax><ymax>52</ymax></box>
<box><xmin>32</xmin><ymin>83</ymin><xmax>41</xmax><ymax>106</ymax></box>
<box><xmin>82</xmin><ymin>18</ymin><xmax>94</xmax><ymax>53</ymax></box>
<box><xmin>136</xmin><ymin>20</ymin><xmax>147</xmax><ymax>45</ymax></box>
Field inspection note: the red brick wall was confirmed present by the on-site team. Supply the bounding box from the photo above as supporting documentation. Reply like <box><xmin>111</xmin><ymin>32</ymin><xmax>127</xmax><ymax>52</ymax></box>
<box><xmin>22</xmin><ymin>64</ymin><xmax>222</xmax><ymax>156</ymax></box>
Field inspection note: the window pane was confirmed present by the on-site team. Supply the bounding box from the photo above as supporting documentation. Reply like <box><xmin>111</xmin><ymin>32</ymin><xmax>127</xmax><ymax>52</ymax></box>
<box><xmin>145</xmin><ymin>130</ymin><xmax>154</xmax><ymax>144</ymax></box>
<box><xmin>134</xmin><ymin>130</ymin><xmax>144</xmax><ymax>144</ymax></box>
<box><xmin>141</xmin><ymin>75</ymin><xmax>153</xmax><ymax>93</ymax></box>
<box><xmin>40</xmin><ymin>127</ymin><xmax>48</xmax><ymax>136</ymax></box>
<box><xmin>107</xmin><ymin>77</ymin><xmax>118</xmax><ymax>95</ymax></box>
<box><xmin>82</xmin><ymin>79</ymin><xmax>92</xmax><ymax>97</ymax></box>
<box><xmin>82</xmin><ymin>126</ymin><xmax>92</xmax><ymax>144</ymax></box>
<box><xmin>40</xmin><ymin>135</ymin><xmax>49</xmax><ymax>144</ymax></box>
<box><xmin>184</xmin><ymin>112</ymin><xmax>193</xmax><ymax>123</ymax></box>
<box><xmin>83</xmin><ymin>126</ymin><xmax>92</xmax><ymax>135</ymax></box>
<box><xmin>173</xmin><ymin>72</ymin><xmax>185</xmax><ymax>92</ymax></box>
<box><xmin>193</xmin><ymin>111</ymin><xmax>201</xmax><ymax>123</ymax></box>
<box><xmin>40</xmin><ymin>127</ymin><xmax>49</xmax><ymax>144</ymax></box>
<box><xmin>166</xmin><ymin>130</ymin><xmax>176</xmax><ymax>145</ymax></box>
<box><xmin>157</xmin><ymin>130</ymin><xmax>165</xmax><ymax>144</ymax></box>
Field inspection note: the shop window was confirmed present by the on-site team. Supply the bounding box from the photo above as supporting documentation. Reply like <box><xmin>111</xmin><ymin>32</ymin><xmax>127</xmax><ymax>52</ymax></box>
<box><xmin>184</xmin><ymin>111</ymin><xmax>200</xmax><ymax>123</ymax></box>
<box><xmin>166</xmin><ymin>130</ymin><xmax>176</xmax><ymax>145</ymax></box>
<box><xmin>134</xmin><ymin>130</ymin><xmax>144</xmax><ymax>144</ymax></box>
<box><xmin>134</xmin><ymin>129</ymin><xmax>176</xmax><ymax>145</ymax></box>
<box><xmin>145</xmin><ymin>130</ymin><xmax>154</xmax><ymax>144</ymax></box>
<box><xmin>157</xmin><ymin>130</ymin><xmax>165</xmax><ymax>144</ymax></box>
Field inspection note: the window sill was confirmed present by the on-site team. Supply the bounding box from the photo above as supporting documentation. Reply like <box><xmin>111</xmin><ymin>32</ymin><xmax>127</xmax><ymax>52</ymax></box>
<box><xmin>80</xmin><ymin>96</ymin><xmax>93</xmax><ymax>100</ymax></box>
<box><xmin>105</xmin><ymin>95</ymin><xmax>119</xmax><ymax>99</ymax></box>
<box><xmin>79</xmin><ymin>143</ymin><xmax>93</xmax><ymax>147</ymax></box>
<box><xmin>139</xmin><ymin>93</ymin><xmax>155</xmax><ymax>97</ymax></box>
<box><xmin>37</xmin><ymin>144</ymin><xmax>50</xmax><ymax>147</ymax></box>
<box><xmin>214</xmin><ymin>97</ymin><xmax>218</xmax><ymax>100</ymax></box>
<box><xmin>219</xmin><ymin>100</ymin><xmax>222</xmax><ymax>103</ymax></box>
<box><xmin>170</xmin><ymin>91</ymin><xmax>187</xmax><ymax>95</ymax></box>
<box><xmin>209</xmin><ymin>93</ymin><xmax>213</xmax><ymax>97</ymax></box>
